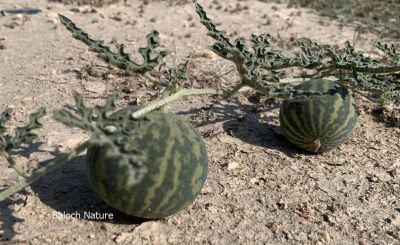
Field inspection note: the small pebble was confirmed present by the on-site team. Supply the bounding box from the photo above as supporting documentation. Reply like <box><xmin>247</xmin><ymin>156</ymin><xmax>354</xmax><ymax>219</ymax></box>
<box><xmin>12</xmin><ymin>14</ymin><xmax>23</xmax><ymax>21</ymax></box>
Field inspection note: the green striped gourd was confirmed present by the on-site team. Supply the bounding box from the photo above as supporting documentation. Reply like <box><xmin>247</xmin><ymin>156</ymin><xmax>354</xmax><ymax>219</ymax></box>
<box><xmin>279</xmin><ymin>79</ymin><xmax>358</xmax><ymax>153</ymax></box>
<box><xmin>86</xmin><ymin>107</ymin><xmax>208</xmax><ymax>219</ymax></box>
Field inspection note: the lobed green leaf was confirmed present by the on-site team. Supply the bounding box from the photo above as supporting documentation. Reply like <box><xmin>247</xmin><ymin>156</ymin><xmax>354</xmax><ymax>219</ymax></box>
<box><xmin>58</xmin><ymin>14</ymin><xmax>169</xmax><ymax>74</ymax></box>
<box><xmin>3</xmin><ymin>108</ymin><xmax>46</xmax><ymax>152</ymax></box>
<box><xmin>195</xmin><ymin>2</ymin><xmax>400</xmax><ymax>102</ymax></box>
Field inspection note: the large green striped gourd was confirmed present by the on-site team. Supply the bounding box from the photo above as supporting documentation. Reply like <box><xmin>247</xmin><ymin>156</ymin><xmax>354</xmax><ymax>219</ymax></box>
<box><xmin>279</xmin><ymin>79</ymin><xmax>358</xmax><ymax>153</ymax></box>
<box><xmin>86</xmin><ymin>107</ymin><xmax>208</xmax><ymax>219</ymax></box>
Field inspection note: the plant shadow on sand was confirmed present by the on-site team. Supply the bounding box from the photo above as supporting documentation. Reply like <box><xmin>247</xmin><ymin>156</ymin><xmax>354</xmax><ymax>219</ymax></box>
<box><xmin>1</xmin><ymin>142</ymin><xmax>49</xmax><ymax>241</ymax></box>
<box><xmin>1</xmin><ymin>143</ymin><xmax>149</xmax><ymax>241</ymax></box>
<box><xmin>0</xmin><ymin>196</ymin><xmax>26</xmax><ymax>241</ymax></box>
<box><xmin>0</xmin><ymin>96</ymin><xmax>311</xmax><ymax>240</ymax></box>
<box><xmin>177</xmin><ymin>96</ymin><xmax>307</xmax><ymax>157</ymax></box>
<box><xmin>29</xmin><ymin>155</ymin><xmax>149</xmax><ymax>225</ymax></box>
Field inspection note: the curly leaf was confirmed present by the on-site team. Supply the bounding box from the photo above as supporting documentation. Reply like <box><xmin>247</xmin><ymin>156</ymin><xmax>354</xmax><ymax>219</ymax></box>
<box><xmin>170</xmin><ymin>61</ymin><xmax>189</xmax><ymax>86</ymax></box>
<box><xmin>376</xmin><ymin>42</ymin><xmax>400</xmax><ymax>64</ymax></box>
<box><xmin>6</xmin><ymin>108</ymin><xmax>46</xmax><ymax>152</ymax></box>
<box><xmin>195</xmin><ymin>2</ymin><xmax>323</xmax><ymax>99</ymax></box>
<box><xmin>58</xmin><ymin>14</ymin><xmax>169</xmax><ymax>74</ymax></box>
<box><xmin>53</xmin><ymin>92</ymin><xmax>119</xmax><ymax>133</ymax></box>
<box><xmin>0</xmin><ymin>108</ymin><xmax>12</xmax><ymax>137</ymax></box>
<box><xmin>53</xmin><ymin>92</ymin><xmax>94</xmax><ymax>132</ymax></box>
<box><xmin>195</xmin><ymin>2</ymin><xmax>400</xmax><ymax>101</ymax></box>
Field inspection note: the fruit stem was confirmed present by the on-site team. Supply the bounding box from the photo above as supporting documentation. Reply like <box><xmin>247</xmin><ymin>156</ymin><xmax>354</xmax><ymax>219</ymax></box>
<box><xmin>0</xmin><ymin>141</ymin><xmax>91</xmax><ymax>202</ymax></box>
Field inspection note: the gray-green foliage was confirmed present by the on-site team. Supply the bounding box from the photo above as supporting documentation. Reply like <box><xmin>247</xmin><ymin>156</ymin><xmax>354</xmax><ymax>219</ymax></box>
<box><xmin>59</xmin><ymin>14</ymin><xmax>169</xmax><ymax>74</ymax></box>
<box><xmin>194</xmin><ymin>3</ymin><xmax>400</xmax><ymax>102</ymax></box>
<box><xmin>58</xmin><ymin>3</ymin><xmax>400</xmax><ymax>103</ymax></box>
<box><xmin>194</xmin><ymin>3</ymin><xmax>322</xmax><ymax>99</ymax></box>
<box><xmin>0</xmin><ymin>108</ymin><xmax>46</xmax><ymax>180</ymax></box>
<box><xmin>0</xmin><ymin>108</ymin><xmax>46</xmax><ymax>153</ymax></box>
<box><xmin>53</xmin><ymin>92</ymin><xmax>148</xmax><ymax>184</ymax></box>
<box><xmin>0</xmin><ymin>93</ymin><xmax>149</xmax><ymax>202</ymax></box>
<box><xmin>1</xmin><ymin>1</ymin><xmax>400</xmax><ymax>203</ymax></box>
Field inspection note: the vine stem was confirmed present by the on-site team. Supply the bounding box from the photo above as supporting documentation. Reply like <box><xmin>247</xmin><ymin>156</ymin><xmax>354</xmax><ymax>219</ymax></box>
<box><xmin>131</xmin><ymin>88</ymin><xmax>225</xmax><ymax>118</ymax></box>
<box><xmin>224</xmin><ymin>83</ymin><xmax>246</xmax><ymax>99</ymax></box>
<box><xmin>0</xmin><ymin>141</ymin><xmax>91</xmax><ymax>202</ymax></box>
<box><xmin>260</xmin><ymin>59</ymin><xmax>400</xmax><ymax>75</ymax></box>
<box><xmin>0</xmin><ymin>151</ymin><xmax>30</xmax><ymax>178</ymax></box>
<box><xmin>142</xmin><ymin>73</ymin><xmax>169</xmax><ymax>87</ymax></box>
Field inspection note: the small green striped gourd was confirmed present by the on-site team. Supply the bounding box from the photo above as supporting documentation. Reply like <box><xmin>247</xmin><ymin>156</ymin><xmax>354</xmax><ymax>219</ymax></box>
<box><xmin>279</xmin><ymin>79</ymin><xmax>358</xmax><ymax>153</ymax></box>
<box><xmin>86</xmin><ymin>107</ymin><xmax>208</xmax><ymax>219</ymax></box>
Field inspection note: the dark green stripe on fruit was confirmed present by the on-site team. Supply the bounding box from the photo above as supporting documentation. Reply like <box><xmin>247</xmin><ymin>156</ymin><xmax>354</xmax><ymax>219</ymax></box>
<box><xmin>279</xmin><ymin>79</ymin><xmax>358</xmax><ymax>153</ymax></box>
<box><xmin>86</xmin><ymin>109</ymin><xmax>208</xmax><ymax>218</ymax></box>
<box><xmin>280</xmin><ymin>103</ymin><xmax>313</xmax><ymax>141</ymax></box>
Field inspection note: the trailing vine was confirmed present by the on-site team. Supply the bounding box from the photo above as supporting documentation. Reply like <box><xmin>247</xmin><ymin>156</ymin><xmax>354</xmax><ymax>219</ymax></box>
<box><xmin>0</xmin><ymin>2</ymin><xmax>399</xmax><ymax>203</ymax></box>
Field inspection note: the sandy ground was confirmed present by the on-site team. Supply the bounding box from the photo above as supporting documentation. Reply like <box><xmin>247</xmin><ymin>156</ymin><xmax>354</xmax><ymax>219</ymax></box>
<box><xmin>0</xmin><ymin>0</ymin><xmax>399</xmax><ymax>244</ymax></box>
